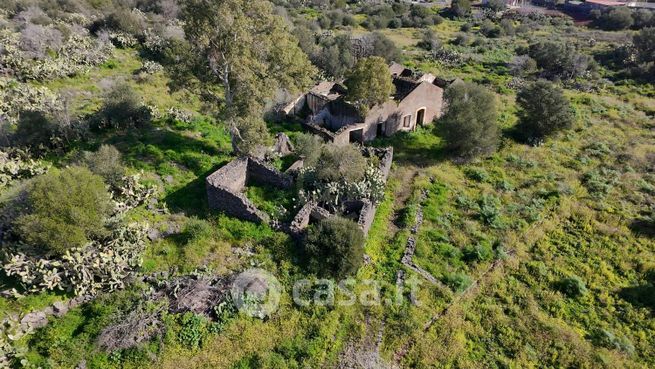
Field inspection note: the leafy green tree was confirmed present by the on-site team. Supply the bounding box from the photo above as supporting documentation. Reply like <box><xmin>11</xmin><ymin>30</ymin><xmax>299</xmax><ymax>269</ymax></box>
<box><xmin>305</xmin><ymin>216</ymin><xmax>365</xmax><ymax>278</ymax></box>
<box><xmin>177</xmin><ymin>0</ymin><xmax>317</xmax><ymax>154</ymax></box>
<box><xmin>528</xmin><ymin>41</ymin><xmax>594</xmax><ymax>80</ymax></box>
<box><xmin>516</xmin><ymin>81</ymin><xmax>574</xmax><ymax>142</ymax></box>
<box><xmin>634</xmin><ymin>27</ymin><xmax>655</xmax><ymax>65</ymax></box>
<box><xmin>313</xmin><ymin>144</ymin><xmax>367</xmax><ymax>183</ymax></box>
<box><xmin>440</xmin><ymin>82</ymin><xmax>499</xmax><ymax>158</ymax></box>
<box><xmin>450</xmin><ymin>0</ymin><xmax>471</xmax><ymax>17</ymax></box>
<box><xmin>598</xmin><ymin>8</ymin><xmax>634</xmax><ymax>30</ymax></box>
<box><xmin>15</xmin><ymin>167</ymin><xmax>113</xmax><ymax>255</ymax></box>
<box><xmin>344</xmin><ymin>56</ymin><xmax>395</xmax><ymax>114</ymax></box>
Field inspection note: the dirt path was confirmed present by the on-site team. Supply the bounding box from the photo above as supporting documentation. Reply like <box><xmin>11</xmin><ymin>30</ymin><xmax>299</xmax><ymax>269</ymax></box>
<box><xmin>387</xmin><ymin>165</ymin><xmax>420</xmax><ymax>236</ymax></box>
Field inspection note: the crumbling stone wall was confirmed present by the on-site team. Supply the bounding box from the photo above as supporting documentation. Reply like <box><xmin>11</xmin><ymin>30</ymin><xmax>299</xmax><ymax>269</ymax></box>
<box><xmin>206</xmin><ymin>157</ymin><xmax>293</xmax><ymax>224</ymax></box>
<box><xmin>247</xmin><ymin>158</ymin><xmax>293</xmax><ymax>189</ymax></box>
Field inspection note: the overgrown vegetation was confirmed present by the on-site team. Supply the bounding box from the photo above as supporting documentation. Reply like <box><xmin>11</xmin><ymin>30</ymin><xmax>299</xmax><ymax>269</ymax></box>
<box><xmin>1</xmin><ymin>0</ymin><xmax>654</xmax><ymax>368</ymax></box>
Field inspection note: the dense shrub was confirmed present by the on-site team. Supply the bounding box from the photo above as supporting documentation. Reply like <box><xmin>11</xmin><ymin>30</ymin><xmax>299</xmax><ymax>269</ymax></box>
<box><xmin>96</xmin><ymin>82</ymin><xmax>151</xmax><ymax>130</ymax></box>
<box><xmin>634</xmin><ymin>27</ymin><xmax>655</xmax><ymax>66</ymax></box>
<box><xmin>597</xmin><ymin>8</ymin><xmax>634</xmax><ymax>30</ymax></box>
<box><xmin>439</xmin><ymin>82</ymin><xmax>499</xmax><ymax>158</ymax></box>
<box><xmin>314</xmin><ymin>145</ymin><xmax>368</xmax><ymax>183</ymax></box>
<box><xmin>450</xmin><ymin>0</ymin><xmax>471</xmax><ymax>18</ymax></box>
<box><xmin>557</xmin><ymin>275</ymin><xmax>588</xmax><ymax>297</ymax></box>
<box><xmin>13</xmin><ymin>110</ymin><xmax>55</xmax><ymax>149</ymax></box>
<box><xmin>582</xmin><ymin>167</ymin><xmax>620</xmax><ymax>199</ymax></box>
<box><xmin>591</xmin><ymin>329</ymin><xmax>636</xmax><ymax>354</ymax></box>
<box><xmin>528</xmin><ymin>41</ymin><xmax>594</xmax><ymax>80</ymax></box>
<box><xmin>463</xmin><ymin>241</ymin><xmax>494</xmax><ymax>263</ymax></box>
<box><xmin>443</xmin><ymin>272</ymin><xmax>472</xmax><ymax>292</ymax></box>
<box><xmin>480</xmin><ymin>20</ymin><xmax>501</xmax><ymax>38</ymax></box>
<box><xmin>304</xmin><ymin>216</ymin><xmax>365</xmax><ymax>278</ymax></box>
<box><xmin>80</xmin><ymin>144</ymin><xmax>126</xmax><ymax>187</ymax></box>
<box><xmin>294</xmin><ymin>132</ymin><xmax>325</xmax><ymax>165</ymax></box>
<box><xmin>515</xmin><ymin>81</ymin><xmax>574</xmax><ymax>143</ymax></box>
<box><xmin>485</xmin><ymin>0</ymin><xmax>507</xmax><ymax>11</ymax></box>
<box><xmin>418</xmin><ymin>29</ymin><xmax>442</xmax><ymax>51</ymax></box>
<box><xmin>310</xmin><ymin>34</ymin><xmax>355</xmax><ymax>78</ymax></box>
<box><xmin>508</xmin><ymin>55</ymin><xmax>537</xmax><ymax>77</ymax></box>
<box><xmin>632</xmin><ymin>9</ymin><xmax>654</xmax><ymax>29</ymax></box>
<box><xmin>14</xmin><ymin>166</ymin><xmax>113</xmax><ymax>255</ymax></box>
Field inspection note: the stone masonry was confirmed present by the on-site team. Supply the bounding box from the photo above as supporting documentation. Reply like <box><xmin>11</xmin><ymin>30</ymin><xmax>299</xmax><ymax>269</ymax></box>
<box><xmin>206</xmin><ymin>157</ymin><xmax>293</xmax><ymax>224</ymax></box>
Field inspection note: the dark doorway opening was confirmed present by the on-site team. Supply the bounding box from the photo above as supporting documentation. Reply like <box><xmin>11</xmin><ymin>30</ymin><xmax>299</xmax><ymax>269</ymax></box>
<box><xmin>376</xmin><ymin>123</ymin><xmax>384</xmax><ymax>138</ymax></box>
<box><xmin>349</xmin><ymin>128</ymin><xmax>364</xmax><ymax>143</ymax></box>
<box><xmin>416</xmin><ymin>108</ymin><xmax>426</xmax><ymax>126</ymax></box>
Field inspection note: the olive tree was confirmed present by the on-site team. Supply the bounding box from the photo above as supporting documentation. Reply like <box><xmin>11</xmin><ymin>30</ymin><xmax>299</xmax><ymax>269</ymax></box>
<box><xmin>516</xmin><ymin>80</ymin><xmax>574</xmax><ymax>143</ymax></box>
<box><xmin>305</xmin><ymin>216</ymin><xmax>365</xmax><ymax>278</ymax></box>
<box><xmin>440</xmin><ymin>82</ymin><xmax>499</xmax><ymax>158</ymax></box>
<box><xmin>177</xmin><ymin>0</ymin><xmax>317</xmax><ymax>155</ymax></box>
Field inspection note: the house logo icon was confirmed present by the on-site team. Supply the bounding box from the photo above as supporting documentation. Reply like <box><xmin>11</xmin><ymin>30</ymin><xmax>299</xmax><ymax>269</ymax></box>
<box><xmin>230</xmin><ymin>268</ymin><xmax>282</xmax><ymax>319</ymax></box>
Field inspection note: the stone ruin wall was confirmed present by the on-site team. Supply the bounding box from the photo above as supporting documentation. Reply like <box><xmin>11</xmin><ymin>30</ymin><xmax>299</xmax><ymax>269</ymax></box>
<box><xmin>206</xmin><ymin>147</ymin><xmax>394</xmax><ymax>236</ymax></box>
<box><xmin>206</xmin><ymin>157</ymin><xmax>293</xmax><ymax>224</ymax></box>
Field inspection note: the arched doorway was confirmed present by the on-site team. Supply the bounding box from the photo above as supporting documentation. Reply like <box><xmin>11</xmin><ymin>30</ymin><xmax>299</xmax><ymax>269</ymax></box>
<box><xmin>416</xmin><ymin>108</ymin><xmax>426</xmax><ymax>126</ymax></box>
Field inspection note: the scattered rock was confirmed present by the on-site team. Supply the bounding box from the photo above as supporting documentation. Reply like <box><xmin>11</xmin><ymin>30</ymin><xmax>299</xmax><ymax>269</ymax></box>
<box><xmin>52</xmin><ymin>301</ymin><xmax>69</xmax><ymax>317</ymax></box>
<box><xmin>20</xmin><ymin>311</ymin><xmax>48</xmax><ymax>330</ymax></box>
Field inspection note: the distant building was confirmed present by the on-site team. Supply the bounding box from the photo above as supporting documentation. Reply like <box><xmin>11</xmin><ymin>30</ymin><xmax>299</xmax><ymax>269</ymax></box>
<box><xmin>282</xmin><ymin>62</ymin><xmax>458</xmax><ymax>146</ymax></box>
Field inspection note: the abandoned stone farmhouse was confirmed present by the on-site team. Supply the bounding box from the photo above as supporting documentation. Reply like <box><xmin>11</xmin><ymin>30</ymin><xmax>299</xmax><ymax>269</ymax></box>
<box><xmin>206</xmin><ymin>146</ymin><xmax>393</xmax><ymax>238</ymax></box>
<box><xmin>282</xmin><ymin>62</ymin><xmax>454</xmax><ymax>145</ymax></box>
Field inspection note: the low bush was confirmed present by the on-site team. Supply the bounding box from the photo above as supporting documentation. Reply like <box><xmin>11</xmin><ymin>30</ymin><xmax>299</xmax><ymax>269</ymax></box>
<box><xmin>14</xmin><ymin>166</ymin><xmax>113</xmax><ymax>255</ymax></box>
<box><xmin>304</xmin><ymin>216</ymin><xmax>365</xmax><ymax>278</ymax></box>
<box><xmin>80</xmin><ymin>144</ymin><xmax>126</xmax><ymax>187</ymax></box>
<box><xmin>557</xmin><ymin>275</ymin><xmax>588</xmax><ymax>297</ymax></box>
<box><xmin>443</xmin><ymin>272</ymin><xmax>473</xmax><ymax>292</ymax></box>
<box><xmin>582</xmin><ymin>167</ymin><xmax>620</xmax><ymax>199</ymax></box>
<box><xmin>95</xmin><ymin>82</ymin><xmax>151</xmax><ymax>130</ymax></box>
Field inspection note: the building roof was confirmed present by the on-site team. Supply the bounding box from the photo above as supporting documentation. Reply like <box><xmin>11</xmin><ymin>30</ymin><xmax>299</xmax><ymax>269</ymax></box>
<box><xmin>584</xmin><ymin>0</ymin><xmax>626</xmax><ymax>6</ymax></box>
<box><xmin>310</xmin><ymin>81</ymin><xmax>346</xmax><ymax>100</ymax></box>
<box><xmin>392</xmin><ymin>77</ymin><xmax>422</xmax><ymax>101</ymax></box>
<box><xmin>389</xmin><ymin>62</ymin><xmax>409</xmax><ymax>77</ymax></box>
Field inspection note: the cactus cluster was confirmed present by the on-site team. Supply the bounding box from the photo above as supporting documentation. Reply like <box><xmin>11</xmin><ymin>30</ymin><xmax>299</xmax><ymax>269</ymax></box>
<box><xmin>3</xmin><ymin>223</ymin><xmax>148</xmax><ymax>296</ymax></box>
<box><xmin>298</xmin><ymin>164</ymin><xmax>386</xmax><ymax>208</ymax></box>
<box><xmin>0</xmin><ymin>149</ymin><xmax>49</xmax><ymax>189</ymax></box>
<box><xmin>0</xmin><ymin>22</ymin><xmax>114</xmax><ymax>82</ymax></box>
<box><xmin>111</xmin><ymin>173</ymin><xmax>158</xmax><ymax>217</ymax></box>
<box><xmin>0</xmin><ymin>77</ymin><xmax>61</xmax><ymax>125</ymax></box>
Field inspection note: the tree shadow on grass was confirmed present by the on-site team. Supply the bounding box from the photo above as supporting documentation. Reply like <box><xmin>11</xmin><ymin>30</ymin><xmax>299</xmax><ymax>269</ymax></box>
<box><xmin>371</xmin><ymin>126</ymin><xmax>449</xmax><ymax>167</ymax></box>
<box><xmin>163</xmin><ymin>165</ymin><xmax>228</xmax><ymax>217</ymax></box>
<box><xmin>619</xmin><ymin>283</ymin><xmax>655</xmax><ymax>315</ymax></box>
<box><xmin>629</xmin><ymin>217</ymin><xmax>655</xmax><ymax>239</ymax></box>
